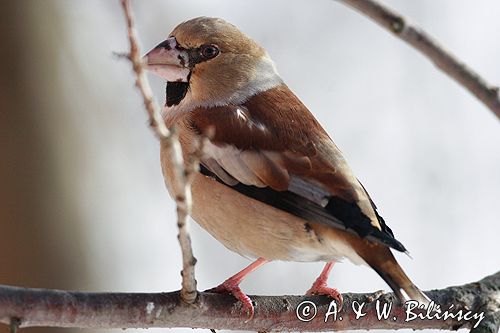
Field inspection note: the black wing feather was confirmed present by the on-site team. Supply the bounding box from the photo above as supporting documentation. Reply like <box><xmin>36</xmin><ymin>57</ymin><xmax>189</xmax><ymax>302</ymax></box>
<box><xmin>200</xmin><ymin>165</ymin><xmax>407</xmax><ymax>252</ymax></box>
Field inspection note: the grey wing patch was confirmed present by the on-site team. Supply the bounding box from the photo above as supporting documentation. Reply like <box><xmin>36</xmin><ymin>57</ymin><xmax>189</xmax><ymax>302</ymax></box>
<box><xmin>201</xmin><ymin>142</ymin><xmax>291</xmax><ymax>190</ymax></box>
<box><xmin>288</xmin><ymin>176</ymin><xmax>330</xmax><ymax>207</ymax></box>
<box><xmin>202</xmin><ymin>142</ymin><xmax>265</xmax><ymax>187</ymax></box>
<box><xmin>203</xmin><ymin>157</ymin><xmax>238</xmax><ymax>186</ymax></box>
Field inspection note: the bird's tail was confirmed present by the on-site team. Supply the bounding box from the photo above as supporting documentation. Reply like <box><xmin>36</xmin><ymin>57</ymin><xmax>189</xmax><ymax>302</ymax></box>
<box><xmin>357</xmin><ymin>243</ymin><xmax>431</xmax><ymax>307</ymax></box>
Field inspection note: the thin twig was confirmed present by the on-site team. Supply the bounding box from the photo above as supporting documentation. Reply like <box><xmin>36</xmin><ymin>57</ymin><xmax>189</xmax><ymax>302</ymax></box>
<box><xmin>120</xmin><ymin>0</ymin><xmax>197</xmax><ymax>303</ymax></box>
<box><xmin>0</xmin><ymin>271</ymin><xmax>499</xmax><ymax>331</ymax></box>
<box><xmin>337</xmin><ymin>0</ymin><xmax>500</xmax><ymax>120</ymax></box>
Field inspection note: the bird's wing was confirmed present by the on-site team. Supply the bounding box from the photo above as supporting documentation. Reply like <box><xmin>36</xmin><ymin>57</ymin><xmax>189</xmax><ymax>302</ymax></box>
<box><xmin>188</xmin><ymin>84</ymin><xmax>405</xmax><ymax>251</ymax></box>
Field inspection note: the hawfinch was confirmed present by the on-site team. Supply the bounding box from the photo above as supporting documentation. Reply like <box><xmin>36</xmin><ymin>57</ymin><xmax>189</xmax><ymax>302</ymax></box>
<box><xmin>143</xmin><ymin>17</ymin><xmax>430</xmax><ymax>318</ymax></box>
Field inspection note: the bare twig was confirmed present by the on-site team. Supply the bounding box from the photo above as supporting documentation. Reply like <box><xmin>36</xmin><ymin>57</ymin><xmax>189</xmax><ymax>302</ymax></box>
<box><xmin>338</xmin><ymin>0</ymin><xmax>500</xmax><ymax>120</ymax></box>
<box><xmin>119</xmin><ymin>0</ymin><xmax>197</xmax><ymax>303</ymax></box>
<box><xmin>0</xmin><ymin>271</ymin><xmax>499</xmax><ymax>331</ymax></box>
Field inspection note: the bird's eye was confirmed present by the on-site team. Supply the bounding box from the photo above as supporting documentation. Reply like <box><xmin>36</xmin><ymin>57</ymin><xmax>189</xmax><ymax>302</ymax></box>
<box><xmin>200</xmin><ymin>45</ymin><xmax>219</xmax><ymax>59</ymax></box>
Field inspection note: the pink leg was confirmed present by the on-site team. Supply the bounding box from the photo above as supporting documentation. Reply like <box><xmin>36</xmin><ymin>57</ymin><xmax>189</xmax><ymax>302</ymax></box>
<box><xmin>306</xmin><ymin>261</ymin><xmax>343</xmax><ymax>308</ymax></box>
<box><xmin>206</xmin><ymin>258</ymin><xmax>268</xmax><ymax>320</ymax></box>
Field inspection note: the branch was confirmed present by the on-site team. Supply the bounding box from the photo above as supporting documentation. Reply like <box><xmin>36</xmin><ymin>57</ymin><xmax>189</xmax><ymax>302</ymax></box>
<box><xmin>12</xmin><ymin>1</ymin><xmax>493</xmax><ymax>332</ymax></box>
<box><xmin>338</xmin><ymin>0</ymin><xmax>500</xmax><ymax>120</ymax></box>
<box><xmin>119</xmin><ymin>0</ymin><xmax>197</xmax><ymax>302</ymax></box>
<box><xmin>1</xmin><ymin>271</ymin><xmax>499</xmax><ymax>331</ymax></box>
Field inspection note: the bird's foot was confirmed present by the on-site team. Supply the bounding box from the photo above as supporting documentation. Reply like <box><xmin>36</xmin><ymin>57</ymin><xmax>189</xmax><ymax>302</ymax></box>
<box><xmin>206</xmin><ymin>280</ymin><xmax>255</xmax><ymax>320</ymax></box>
<box><xmin>306</xmin><ymin>282</ymin><xmax>344</xmax><ymax>309</ymax></box>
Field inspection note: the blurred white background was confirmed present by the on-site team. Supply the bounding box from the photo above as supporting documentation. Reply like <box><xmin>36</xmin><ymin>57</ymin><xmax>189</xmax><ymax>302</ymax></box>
<box><xmin>1</xmin><ymin>1</ymin><xmax>499</xmax><ymax>333</ymax></box>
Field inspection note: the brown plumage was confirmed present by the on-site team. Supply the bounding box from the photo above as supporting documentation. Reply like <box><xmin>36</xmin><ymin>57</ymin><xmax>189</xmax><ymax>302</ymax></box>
<box><xmin>144</xmin><ymin>16</ymin><xmax>431</xmax><ymax>318</ymax></box>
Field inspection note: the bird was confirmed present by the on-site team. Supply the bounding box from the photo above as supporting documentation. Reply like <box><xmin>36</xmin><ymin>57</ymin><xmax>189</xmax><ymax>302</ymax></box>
<box><xmin>142</xmin><ymin>16</ymin><xmax>431</xmax><ymax>319</ymax></box>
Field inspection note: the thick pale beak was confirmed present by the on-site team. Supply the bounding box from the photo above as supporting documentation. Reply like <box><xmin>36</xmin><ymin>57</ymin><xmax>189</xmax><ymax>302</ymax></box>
<box><xmin>142</xmin><ymin>37</ymin><xmax>190</xmax><ymax>82</ymax></box>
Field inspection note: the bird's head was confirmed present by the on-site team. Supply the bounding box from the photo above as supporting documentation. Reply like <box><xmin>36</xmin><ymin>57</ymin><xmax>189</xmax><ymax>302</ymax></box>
<box><xmin>143</xmin><ymin>17</ymin><xmax>282</xmax><ymax>109</ymax></box>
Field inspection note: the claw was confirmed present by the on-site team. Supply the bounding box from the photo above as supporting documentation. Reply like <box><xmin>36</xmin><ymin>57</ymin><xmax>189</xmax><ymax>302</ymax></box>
<box><xmin>306</xmin><ymin>261</ymin><xmax>343</xmax><ymax>309</ymax></box>
<box><xmin>306</xmin><ymin>282</ymin><xmax>344</xmax><ymax>309</ymax></box>
<box><xmin>204</xmin><ymin>258</ymin><xmax>268</xmax><ymax>321</ymax></box>
<box><xmin>206</xmin><ymin>281</ymin><xmax>255</xmax><ymax>320</ymax></box>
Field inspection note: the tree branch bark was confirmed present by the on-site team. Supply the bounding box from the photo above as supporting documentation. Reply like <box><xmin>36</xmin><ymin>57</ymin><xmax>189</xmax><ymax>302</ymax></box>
<box><xmin>337</xmin><ymin>0</ymin><xmax>500</xmax><ymax>120</ymax></box>
<box><xmin>0</xmin><ymin>271</ymin><xmax>499</xmax><ymax>331</ymax></box>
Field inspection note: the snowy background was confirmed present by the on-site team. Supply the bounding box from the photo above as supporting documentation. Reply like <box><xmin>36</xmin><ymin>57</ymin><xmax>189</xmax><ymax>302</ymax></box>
<box><xmin>1</xmin><ymin>1</ymin><xmax>499</xmax><ymax>333</ymax></box>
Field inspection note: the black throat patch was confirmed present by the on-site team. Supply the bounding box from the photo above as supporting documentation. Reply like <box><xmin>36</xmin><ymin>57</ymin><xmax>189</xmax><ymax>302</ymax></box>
<box><xmin>166</xmin><ymin>81</ymin><xmax>189</xmax><ymax>107</ymax></box>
